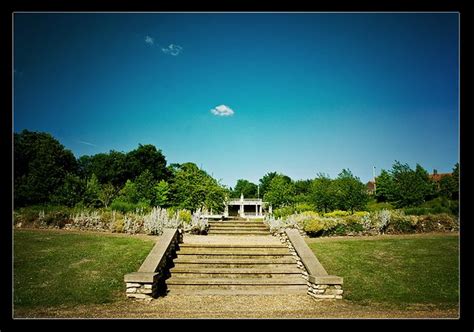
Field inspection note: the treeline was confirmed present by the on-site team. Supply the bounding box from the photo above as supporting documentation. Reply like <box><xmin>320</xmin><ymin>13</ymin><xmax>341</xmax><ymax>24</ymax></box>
<box><xmin>14</xmin><ymin>130</ymin><xmax>459</xmax><ymax>216</ymax></box>
<box><xmin>14</xmin><ymin>130</ymin><xmax>227</xmax><ymax>212</ymax></box>
<box><xmin>230</xmin><ymin>164</ymin><xmax>459</xmax><ymax>215</ymax></box>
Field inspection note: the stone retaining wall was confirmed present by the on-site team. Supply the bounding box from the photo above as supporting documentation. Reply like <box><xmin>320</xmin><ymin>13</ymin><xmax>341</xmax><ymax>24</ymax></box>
<box><xmin>276</xmin><ymin>229</ymin><xmax>344</xmax><ymax>300</ymax></box>
<box><xmin>124</xmin><ymin>228</ymin><xmax>182</xmax><ymax>300</ymax></box>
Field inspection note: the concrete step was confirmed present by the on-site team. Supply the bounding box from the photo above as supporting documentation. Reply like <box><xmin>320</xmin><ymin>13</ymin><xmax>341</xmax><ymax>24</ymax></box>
<box><xmin>177</xmin><ymin>248</ymin><xmax>290</xmax><ymax>255</ymax></box>
<box><xmin>166</xmin><ymin>285</ymin><xmax>307</xmax><ymax>295</ymax></box>
<box><xmin>170</xmin><ymin>267</ymin><xmax>301</xmax><ymax>274</ymax></box>
<box><xmin>209</xmin><ymin>226</ymin><xmax>269</xmax><ymax>230</ymax></box>
<box><xmin>207</xmin><ymin>231</ymin><xmax>270</xmax><ymax>235</ymax></box>
<box><xmin>174</xmin><ymin>255</ymin><xmax>292</xmax><ymax>260</ymax></box>
<box><xmin>179</xmin><ymin>244</ymin><xmax>287</xmax><ymax>249</ymax></box>
<box><xmin>166</xmin><ymin>277</ymin><xmax>307</xmax><ymax>286</ymax></box>
<box><xmin>174</xmin><ymin>256</ymin><xmax>295</xmax><ymax>263</ymax></box>
<box><xmin>169</xmin><ymin>273</ymin><xmax>303</xmax><ymax>280</ymax></box>
<box><xmin>209</xmin><ymin>222</ymin><xmax>266</xmax><ymax>227</ymax></box>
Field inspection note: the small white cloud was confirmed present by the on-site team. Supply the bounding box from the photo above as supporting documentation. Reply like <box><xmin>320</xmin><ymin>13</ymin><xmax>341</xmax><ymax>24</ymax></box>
<box><xmin>145</xmin><ymin>35</ymin><xmax>154</xmax><ymax>46</ymax></box>
<box><xmin>210</xmin><ymin>105</ymin><xmax>234</xmax><ymax>117</ymax></box>
<box><xmin>161</xmin><ymin>44</ymin><xmax>183</xmax><ymax>56</ymax></box>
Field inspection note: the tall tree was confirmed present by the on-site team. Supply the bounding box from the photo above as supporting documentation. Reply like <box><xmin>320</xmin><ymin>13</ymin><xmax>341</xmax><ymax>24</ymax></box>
<box><xmin>258</xmin><ymin>172</ymin><xmax>278</xmax><ymax>198</ymax></box>
<box><xmin>231</xmin><ymin>179</ymin><xmax>258</xmax><ymax>198</ymax></box>
<box><xmin>332</xmin><ymin>169</ymin><xmax>369</xmax><ymax>213</ymax></box>
<box><xmin>263</xmin><ymin>174</ymin><xmax>295</xmax><ymax>209</ymax></box>
<box><xmin>310</xmin><ymin>173</ymin><xmax>335</xmax><ymax>213</ymax></box>
<box><xmin>169</xmin><ymin>163</ymin><xmax>228</xmax><ymax>212</ymax></box>
<box><xmin>14</xmin><ymin>130</ymin><xmax>78</xmax><ymax>206</ymax></box>
<box><xmin>375</xmin><ymin>169</ymin><xmax>395</xmax><ymax>202</ymax></box>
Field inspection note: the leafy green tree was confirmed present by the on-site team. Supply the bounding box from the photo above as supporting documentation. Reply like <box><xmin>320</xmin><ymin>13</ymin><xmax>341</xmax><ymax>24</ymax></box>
<box><xmin>310</xmin><ymin>173</ymin><xmax>335</xmax><ymax>213</ymax></box>
<box><xmin>294</xmin><ymin>179</ymin><xmax>312</xmax><ymax>204</ymax></box>
<box><xmin>258</xmin><ymin>172</ymin><xmax>278</xmax><ymax>198</ymax></box>
<box><xmin>231</xmin><ymin>179</ymin><xmax>258</xmax><ymax>198</ymax></box>
<box><xmin>125</xmin><ymin>144</ymin><xmax>170</xmax><ymax>182</ymax></box>
<box><xmin>263</xmin><ymin>174</ymin><xmax>295</xmax><ymax>209</ymax></box>
<box><xmin>169</xmin><ymin>163</ymin><xmax>227</xmax><ymax>212</ymax></box>
<box><xmin>135</xmin><ymin>169</ymin><xmax>156</xmax><ymax>205</ymax></box>
<box><xmin>115</xmin><ymin>179</ymin><xmax>139</xmax><ymax>204</ymax></box>
<box><xmin>390</xmin><ymin>161</ymin><xmax>432</xmax><ymax>208</ymax></box>
<box><xmin>98</xmin><ymin>183</ymin><xmax>117</xmax><ymax>208</ymax></box>
<box><xmin>83</xmin><ymin>174</ymin><xmax>101</xmax><ymax>207</ymax></box>
<box><xmin>154</xmin><ymin>180</ymin><xmax>170</xmax><ymax>207</ymax></box>
<box><xmin>14</xmin><ymin>130</ymin><xmax>78</xmax><ymax>206</ymax></box>
<box><xmin>51</xmin><ymin>173</ymin><xmax>85</xmax><ymax>207</ymax></box>
<box><xmin>332</xmin><ymin>169</ymin><xmax>369</xmax><ymax>213</ymax></box>
<box><xmin>438</xmin><ymin>163</ymin><xmax>459</xmax><ymax>200</ymax></box>
<box><xmin>375</xmin><ymin>169</ymin><xmax>395</xmax><ymax>202</ymax></box>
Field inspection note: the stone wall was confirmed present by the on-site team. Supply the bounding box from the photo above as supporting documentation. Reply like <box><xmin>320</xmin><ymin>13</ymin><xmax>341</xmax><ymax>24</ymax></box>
<box><xmin>124</xmin><ymin>228</ymin><xmax>182</xmax><ymax>300</ymax></box>
<box><xmin>275</xmin><ymin>229</ymin><xmax>344</xmax><ymax>300</ymax></box>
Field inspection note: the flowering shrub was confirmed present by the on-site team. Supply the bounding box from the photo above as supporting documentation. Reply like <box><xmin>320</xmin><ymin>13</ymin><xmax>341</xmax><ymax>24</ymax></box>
<box><xmin>323</xmin><ymin>210</ymin><xmax>351</xmax><ymax>217</ymax></box>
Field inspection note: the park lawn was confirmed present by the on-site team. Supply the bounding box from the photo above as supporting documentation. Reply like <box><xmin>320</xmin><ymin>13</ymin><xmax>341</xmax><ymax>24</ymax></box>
<box><xmin>14</xmin><ymin>229</ymin><xmax>155</xmax><ymax>309</ymax></box>
<box><xmin>306</xmin><ymin>233</ymin><xmax>459</xmax><ymax>309</ymax></box>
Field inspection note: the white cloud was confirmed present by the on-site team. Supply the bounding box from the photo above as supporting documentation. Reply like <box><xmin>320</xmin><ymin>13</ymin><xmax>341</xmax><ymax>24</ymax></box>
<box><xmin>145</xmin><ymin>35</ymin><xmax>154</xmax><ymax>46</ymax></box>
<box><xmin>161</xmin><ymin>44</ymin><xmax>183</xmax><ymax>56</ymax></box>
<box><xmin>210</xmin><ymin>105</ymin><xmax>234</xmax><ymax>117</ymax></box>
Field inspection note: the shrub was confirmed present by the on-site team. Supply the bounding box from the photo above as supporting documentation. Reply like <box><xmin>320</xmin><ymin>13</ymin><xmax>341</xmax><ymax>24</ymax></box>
<box><xmin>273</xmin><ymin>206</ymin><xmax>296</xmax><ymax>219</ymax></box>
<box><xmin>415</xmin><ymin>213</ymin><xmax>458</xmax><ymax>233</ymax></box>
<box><xmin>366</xmin><ymin>200</ymin><xmax>394</xmax><ymax>212</ymax></box>
<box><xmin>178</xmin><ymin>210</ymin><xmax>192</xmax><ymax>223</ymax></box>
<box><xmin>303</xmin><ymin>217</ymin><xmax>340</xmax><ymax>237</ymax></box>
<box><xmin>294</xmin><ymin>203</ymin><xmax>315</xmax><ymax>213</ymax></box>
<box><xmin>324</xmin><ymin>210</ymin><xmax>350</xmax><ymax>217</ymax></box>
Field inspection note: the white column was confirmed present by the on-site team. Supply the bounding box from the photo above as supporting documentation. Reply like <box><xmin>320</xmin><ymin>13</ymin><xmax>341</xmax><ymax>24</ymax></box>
<box><xmin>259</xmin><ymin>205</ymin><xmax>262</xmax><ymax>216</ymax></box>
<box><xmin>256</xmin><ymin>204</ymin><xmax>258</xmax><ymax>216</ymax></box>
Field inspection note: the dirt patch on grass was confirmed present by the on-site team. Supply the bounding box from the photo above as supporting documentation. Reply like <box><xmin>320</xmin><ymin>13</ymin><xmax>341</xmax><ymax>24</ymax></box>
<box><xmin>14</xmin><ymin>295</ymin><xmax>459</xmax><ymax>319</ymax></box>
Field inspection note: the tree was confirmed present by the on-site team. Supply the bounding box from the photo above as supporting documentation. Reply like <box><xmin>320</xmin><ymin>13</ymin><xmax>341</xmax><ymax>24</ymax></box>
<box><xmin>258</xmin><ymin>172</ymin><xmax>278</xmax><ymax>198</ymax></box>
<box><xmin>231</xmin><ymin>179</ymin><xmax>258</xmax><ymax>198</ymax></box>
<box><xmin>125</xmin><ymin>144</ymin><xmax>170</xmax><ymax>182</ymax></box>
<box><xmin>294</xmin><ymin>179</ymin><xmax>312</xmax><ymax>204</ymax></box>
<box><xmin>263</xmin><ymin>174</ymin><xmax>295</xmax><ymax>209</ymax></box>
<box><xmin>83</xmin><ymin>174</ymin><xmax>101</xmax><ymax>207</ymax></box>
<box><xmin>390</xmin><ymin>161</ymin><xmax>432</xmax><ymax>208</ymax></box>
<box><xmin>135</xmin><ymin>169</ymin><xmax>157</xmax><ymax>205</ymax></box>
<box><xmin>98</xmin><ymin>183</ymin><xmax>117</xmax><ymax>208</ymax></box>
<box><xmin>116</xmin><ymin>179</ymin><xmax>139</xmax><ymax>204</ymax></box>
<box><xmin>310</xmin><ymin>173</ymin><xmax>335</xmax><ymax>213</ymax></box>
<box><xmin>375</xmin><ymin>169</ymin><xmax>395</xmax><ymax>202</ymax></box>
<box><xmin>332</xmin><ymin>169</ymin><xmax>369</xmax><ymax>213</ymax></box>
<box><xmin>439</xmin><ymin>163</ymin><xmax>459</xmax><ymax>200</ymax></box>
<box><xmin>14</xmin><ymin>130</ymin><xmax>78</xmax><ymax>206</ymax></box>
<box><xmin>154</xmin><ymin>180</ymin><xmax>170</xmax><ymax>207</ymax></box>
<box><xmin>169</xmin><ymin>163</ymin><xmax>228</xmax><ymax>212</ymax></box>
<box><xmin>51</xmin><ymin>173</ymin><xmax>85</xmax><ymax>207</ymax></box>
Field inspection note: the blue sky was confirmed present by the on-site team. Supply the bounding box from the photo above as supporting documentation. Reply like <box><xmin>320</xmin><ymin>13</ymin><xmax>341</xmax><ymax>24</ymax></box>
<box><xmin>13</xmin><ymin>13</ymin><xmax>459</xmax><ymax>187</ymax></box>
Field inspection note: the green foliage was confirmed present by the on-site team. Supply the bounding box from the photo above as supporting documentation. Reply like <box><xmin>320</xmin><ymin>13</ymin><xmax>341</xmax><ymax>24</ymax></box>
<box><xmin>323</xmin><ymin>210</ymin><xmax>350</xmax><ymax>217</ymax></box>
<box><xmin>272</xmin><ymin>206</ymin><xmax>296</xmax><ymax>219</ymax></box>
<box><xmin>178</xmin><ymin>210</ymin><xmax>192</xmax><ymax>223</ymax></box>
<box><xmin>169</xmin><ymin>163</ymin><xmax>227</xmax><ymax>212</ymax></box>
<box><xmin>134</xmin><ymin>169</ymin><xmax>156</xmax><ymax>205</ymax></box>
<box><xmin>332</xmin><ymin>169</ymin><xmax>369</xmax><ymax>213</ymax></box>
<box><xmin>14</xmin><ymin>130</ymin><xmax>78</xmax><ymax>207</ymax></box>
<box><xmin>258</xmin><ymin>172</ymin><xmax>278</xmax><ymax>198</ymax></box>
<box><xmin>263</xmin><ymin>174</ymin><xmax>295</xmax><ymax>209</ymax></box>
<box><xmin>154</xmin><ymin>180</ymin><xmax>170</xmax><ymax>207</ymax></box>
<box><xmin>310</xmin><ymin>173</ymin><xmax>335</xmax><ymax>213</ymax></box>
<box><xmin>109</xmin><ymin>199</ymin><xmax>150</xmax><ymax>213</ymax></box>
<box><xmin>98</xmin><ymin>183</ymin><xmax>116</xmax><ymax>208</ymax></box>
<box><xmin>83</xmin><ymin>174</ymin><xmax>102</xmax><ymax>207</ymax></box>
<box><xmin>374</xmin><ymin>169</ymin><xmax>394</xmax><ymax>202</ymax></box>
<box><xmin>231</xmin><ymin>179</ymin><xmax>258</xmax><ymax>198</ymax></box>
<box><xmin>366</xmin><ymin>199</ymin><xmax>394</xmax><ymax>212</ymax></box>
<box><xmin>51</xmin><ymin>173</ymin><xmax>86</xmax><ymax>207</ymax></box>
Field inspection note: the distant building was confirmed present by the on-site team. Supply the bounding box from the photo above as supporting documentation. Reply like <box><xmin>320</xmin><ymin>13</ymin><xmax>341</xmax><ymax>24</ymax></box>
<box><xmin>429</xmin><ymin>169</ymin><xmax>452</xmax><ymax>190</ymax></box>
<box><xmin>366</xmin><ymin>180</ymin><xmax>376</xmax><ymax>195</ymax></box>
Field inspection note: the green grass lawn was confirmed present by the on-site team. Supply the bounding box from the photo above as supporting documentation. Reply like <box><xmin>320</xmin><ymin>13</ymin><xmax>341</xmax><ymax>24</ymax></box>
<box><xmin>14</xmin><ymin>229</ymin><xmax>154</xmax><ymax>308</ymax></box>
<box><xmin>306</xmin><ymin>233</ymin><xmax>459</xmax><ymax>309</ymax></box>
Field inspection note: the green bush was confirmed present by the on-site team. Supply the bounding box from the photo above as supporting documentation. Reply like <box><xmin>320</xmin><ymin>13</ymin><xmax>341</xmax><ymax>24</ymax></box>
<box><xmin>110</xmin><ymin>200</ymin><xmax>150</xmax><ymax>213</ymax></box>
<box><xmin>273</xmin><ymin>206</ymin><xmax>296</xmax><ymax>219</ymax></box>
<box><xmin>366</xmin><ymin>200</ymin><xmax>394</xmax><ymax>212</ymax></box>
<box><xmin>178</xmin><ymin>210</ymin><xmax>192</xmax><ymax>223</ymax></box>
<box><xmin>323</xmin><ymin>210</ymin><xmax>350</xmax><ymax>217</ymax></box>
<box><xmin>294</xmin><ymin>203</ymin><xmax>315</xmax><ymax>213</ymax></box>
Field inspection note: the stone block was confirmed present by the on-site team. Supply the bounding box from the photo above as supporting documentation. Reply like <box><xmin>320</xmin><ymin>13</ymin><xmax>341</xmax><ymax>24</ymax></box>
<box><xmin>126</xmin><ymin>288</ymin><xmax>137</xmax><ymax>293</ymax></box>
<box><xmin>126</xmin><ymin>283</ymin><xmax>141</xmax><ymax>288</ymax></box>
<box><xmin>335</xmin><ymin>295</ymin><xmax>343</xmax><ymax>300</ymax></box>
<box><xmin>143</xmin><ymin>284</ymin><xmax>153</xmax><ymax>289</ymax></box>
<box><xmin>324</xmin><ymin>289</ymin><xmax>344</xmax><ymax>295</ymax></box>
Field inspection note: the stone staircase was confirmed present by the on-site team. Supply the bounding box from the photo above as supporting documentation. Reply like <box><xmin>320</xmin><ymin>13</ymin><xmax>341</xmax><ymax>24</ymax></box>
<box><xmin>166</xmin><ymin>220</ymin><xmax>307</xmax><ymax>295</ymax></box>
